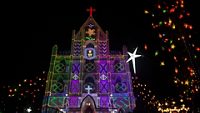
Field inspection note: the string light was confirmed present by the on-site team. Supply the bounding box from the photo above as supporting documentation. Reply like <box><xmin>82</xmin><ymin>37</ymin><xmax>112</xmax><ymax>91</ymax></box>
<box><xmin>0</xmin><ymin>71</ymin><xmax>47</xmax><ymax>112</ymax></box>
<box><xmin>133</xmin><ymin>0</ymin><xmax>200</xmax><ymax>112</ymax></box>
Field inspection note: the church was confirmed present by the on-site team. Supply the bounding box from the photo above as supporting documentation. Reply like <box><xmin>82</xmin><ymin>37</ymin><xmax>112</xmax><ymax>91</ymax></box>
<box><xmin>42</xmin><ymin>7</ymin><xmax>136</xmax><ymax>113</ymax></box>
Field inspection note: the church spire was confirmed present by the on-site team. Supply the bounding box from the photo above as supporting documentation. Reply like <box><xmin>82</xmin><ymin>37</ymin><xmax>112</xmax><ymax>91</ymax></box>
<box><xmin>86</xmin><ymin>6</ymin><xmax>96</xmax><ymax>17</ymax></box>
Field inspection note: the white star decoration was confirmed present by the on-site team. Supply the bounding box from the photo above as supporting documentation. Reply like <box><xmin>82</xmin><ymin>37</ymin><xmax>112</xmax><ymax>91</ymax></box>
<box><xmin>126</xmin><ymin>47</ymin><xmax>142</xmax><ymax>74</ymax></box>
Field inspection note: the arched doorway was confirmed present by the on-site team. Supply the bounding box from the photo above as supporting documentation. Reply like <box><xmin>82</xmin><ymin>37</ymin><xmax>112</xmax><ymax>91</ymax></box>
<box><xmin>81</xmin><ymin>95</ymin><xmax>96</xmax><ymax>113</ymax></box>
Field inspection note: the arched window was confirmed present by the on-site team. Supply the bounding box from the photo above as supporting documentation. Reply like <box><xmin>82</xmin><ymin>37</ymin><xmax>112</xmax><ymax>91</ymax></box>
<box><xmin>86</xmin><ymin>43</ymin><xmax>94</xmax><ymax>48</ymax></box>
<box><xmin>84</xmin><ymin>43</ymin><xmax>96</xmax><ymax>60</ymax></box>
<box><xmin>83</xmin><ymin>76</ymin><xmax>96</xmax><ymax>93</ymax></box>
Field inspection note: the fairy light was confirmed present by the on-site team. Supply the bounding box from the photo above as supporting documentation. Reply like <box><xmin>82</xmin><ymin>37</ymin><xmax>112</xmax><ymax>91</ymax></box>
<box><xmin>1</xmin><ymin>71</ymin><xmax>47</xmax><ymax>112</ymax></box>
<box><xmin>136</xmin><ymin>0</ymin><xmax>200</xmax><ymax>112</ymax></box>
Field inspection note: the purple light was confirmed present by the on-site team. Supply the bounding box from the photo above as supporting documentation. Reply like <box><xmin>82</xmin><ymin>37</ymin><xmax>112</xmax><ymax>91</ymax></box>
<box><xmin>100</xmin><ymin>96</ymin><xmax>109</xmax><ymax>108</ymax></box>
<box><xmin>70</xmin><ymin>80</ymin><xmax>80</xmax><ymax>94</ymax></box>
<box><xmin>69</xmin><ymin>96</ymin><xmax>79</xmax><ymax>108</ymax></box>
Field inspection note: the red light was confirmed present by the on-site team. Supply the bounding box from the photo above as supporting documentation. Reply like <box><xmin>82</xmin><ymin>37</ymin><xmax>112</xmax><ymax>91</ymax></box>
<box><xmin>196</xmin><ymin>47</ymin><xmax>200</xmax><ymax>51</ymax></box>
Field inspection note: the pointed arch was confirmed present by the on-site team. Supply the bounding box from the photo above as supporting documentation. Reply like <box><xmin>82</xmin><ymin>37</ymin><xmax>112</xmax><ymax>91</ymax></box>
<box><xmin>80</xmin><ymin>95</ymin><xmax>97</xmax><ymax>113</ymax></box>
<box><xmin>86</xmin><ymin>42</ymin><xmax>95</xmax><ymax>48</ymax></box>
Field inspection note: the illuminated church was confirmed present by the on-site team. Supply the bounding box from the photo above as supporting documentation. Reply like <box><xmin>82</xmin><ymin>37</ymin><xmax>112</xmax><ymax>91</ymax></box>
<box><xmin>42</xmin><ymin>7</ymin><xmax>136</xmax><ymax>113</ymax></box>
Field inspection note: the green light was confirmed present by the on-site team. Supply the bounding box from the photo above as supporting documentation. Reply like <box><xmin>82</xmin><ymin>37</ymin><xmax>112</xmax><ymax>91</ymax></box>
<box><xmin>84</xmin><ymin>36</ymin><xmax>95</xmax><ymax>40</ymax></box>
<box><xmin>159</xmin><ymin>21</ymin><xmax>163</xmax><ymax>25</ymax></box>
<box><xmin>155</xmin><ymin>51</ymin><xmax>159</xmax><ymax>56</ymax></box>
<box><xmin>163</xmin><ymin>10</ymin><xmax>167</xmax><ymax>13</ymax></box>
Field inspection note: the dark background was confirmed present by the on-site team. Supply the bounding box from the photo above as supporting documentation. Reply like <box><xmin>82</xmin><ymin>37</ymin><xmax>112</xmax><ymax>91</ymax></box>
<box><xmin>1</xmin><ymin>0</ymin><xmax>199</xmax><ymax>112</ymax></box>
<box><xmin>3</xmin><ymin>0</ymin><xmax>199</xmax><ymax>80</ymax></box>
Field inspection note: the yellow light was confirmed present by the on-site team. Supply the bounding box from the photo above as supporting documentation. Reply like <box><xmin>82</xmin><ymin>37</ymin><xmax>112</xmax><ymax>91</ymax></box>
<box><xmin>181</xmin><ymin>4</ymin><xmax>184</xmax><ymax>8</ymax></box>
<box><xmin>171</xmin><ymin>44</ymin><xmax>175</xmax><ymax>49</ymax></box>
<box><xmin>180</xmin><ymin>99</ymin><xmax>184</xmax><ymax>102</ymax></box>
<box><xmin>169</xmin><ymin>18</ymin><xmax>172</xmax><ymax>24</ymax></box>
<box><xmin>157</xmin><ymin>105</ymin><xmax>190</xmax><ymax>113</ymax></box>
<box><xmin>185</xmin><ymin>80</ymin><xmax>189</xmax><ymax>85</ymax></box>
<box><xmin>144</xmin><ymin>10</ymin><xmax>149</xmax><ymax>14</ymax></box>
<box><xmin>172</xmin><ymin>24</ymin><xmax>176</xmax><ymax>29</ymax></box>
<box><xmin>181</xmin><ymin>81</ymin><xmax>184</xmax><ymax>84</ymax></box>
<box><xmin>160</xmin><ymin>61</ymin><xmax>165</xmax><ymax>66</ymax></box>
<box><xmin>159</xmin><ymin>33</ymin><xmax>162</xmax><ymax>38</ymax></box>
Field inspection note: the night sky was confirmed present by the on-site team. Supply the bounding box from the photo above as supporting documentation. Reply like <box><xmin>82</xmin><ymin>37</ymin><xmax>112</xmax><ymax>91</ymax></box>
<box><xmin>1</xmin><ymin>0</ymin><xmax>198</xmax><ymax>85</ymax></box>
<box><xmin>1</xmin><ymin>0</ymin><xmax>199</xmax><ymax>110</ymax></box>
<box><xmin>3</xmin><ymin>0</ymin><xmax>148</xmax><ymax>81</ymax></box>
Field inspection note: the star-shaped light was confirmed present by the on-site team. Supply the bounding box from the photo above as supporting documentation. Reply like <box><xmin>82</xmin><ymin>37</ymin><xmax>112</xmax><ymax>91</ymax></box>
<box><xmin>86</xmin><ymin>28</ymin><xmax>96</xmax><ymax>36</ymax></box>
<box><xmin>126</xmin><ymin>47</ymin><xmax>142</xmax><ymax>74</ymax></box>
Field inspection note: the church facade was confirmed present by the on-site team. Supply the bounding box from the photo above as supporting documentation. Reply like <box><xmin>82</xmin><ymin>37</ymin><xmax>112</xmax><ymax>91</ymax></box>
<box><xmin>42</xmin><ymin>7</ymin><xmax>136</xmax><ymax>113</ymax></box>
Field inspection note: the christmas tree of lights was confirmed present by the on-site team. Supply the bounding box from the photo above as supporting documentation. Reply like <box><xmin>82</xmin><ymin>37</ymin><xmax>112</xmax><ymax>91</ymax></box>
<box><xmin>133</xmin><ymin>0</ymin><xmax>200</xmax><ymax>112</ymax></box>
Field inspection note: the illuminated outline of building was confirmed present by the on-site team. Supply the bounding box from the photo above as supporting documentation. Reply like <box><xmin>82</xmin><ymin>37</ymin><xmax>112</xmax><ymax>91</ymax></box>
<box><xmin>42</xmin><ymin>7</ymin><xmax>136</xmax><ymax>113</ymax></box>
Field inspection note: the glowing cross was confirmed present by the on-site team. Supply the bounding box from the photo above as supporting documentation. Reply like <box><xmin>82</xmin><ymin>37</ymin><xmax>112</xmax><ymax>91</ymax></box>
<box><xmin>85</xmin><ymin>85</ymin><xmax>92</xmax><ymax>94</ymax></box>
<box><xmin>86</xmin><ymin>6</ymin><xmax>96</xmax><ymax>17</ymax></box>
<box><xmin>126</xmin><ymin>47</ymin><xmax>142</xmax><ymax>74</ymax></box>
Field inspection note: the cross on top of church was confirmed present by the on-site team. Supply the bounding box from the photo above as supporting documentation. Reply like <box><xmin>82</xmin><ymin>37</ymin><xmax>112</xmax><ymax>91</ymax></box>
<box><xmin>85</xmin><ymin>85</ymin><xmax>93</xmax><ymax>94</ymax></box>
<box><xmin>86</xmin><ymin>6</ymin><xmax>96</xmax><ymax>17</ymax></box>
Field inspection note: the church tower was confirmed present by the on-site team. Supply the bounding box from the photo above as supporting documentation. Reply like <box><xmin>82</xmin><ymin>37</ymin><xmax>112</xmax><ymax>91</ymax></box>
<box><xmin>42</xmin><ymin>7</ymin><xmax>136</xmax><ymax>113</ymax></box>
